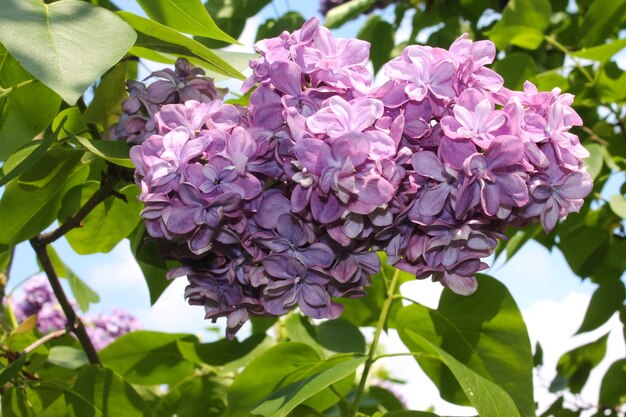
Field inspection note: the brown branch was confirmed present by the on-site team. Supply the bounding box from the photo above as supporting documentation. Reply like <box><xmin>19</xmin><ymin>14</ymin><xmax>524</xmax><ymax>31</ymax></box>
<box><xmin>38</xmin><ymin>171</ymin><xmax>119</xmax><ymax>245</ymax></box>
<box><xmin>29</xmin><ymin>239</ymin><xmax>100</xmax><ymax>365</ymax></box>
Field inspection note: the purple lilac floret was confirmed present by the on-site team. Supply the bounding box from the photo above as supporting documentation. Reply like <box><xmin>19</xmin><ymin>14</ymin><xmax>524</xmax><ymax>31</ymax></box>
<box><xmin>112</xmin><ymin>58</ymin><xmax>227</xmax><ymax>145</ymax></box>
<box><xmin>129</xmin><ymin>18</ymin><xmax>592</xmax><ymax>338</ymax></box>
<box><xmin>13</xmin><ymin>276</ymin><xmax>140</xmax><ymax>350</ymax></box>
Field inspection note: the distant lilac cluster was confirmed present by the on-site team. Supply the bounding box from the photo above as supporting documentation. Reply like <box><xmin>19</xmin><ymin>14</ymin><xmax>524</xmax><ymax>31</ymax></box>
<box><xmin>13</xmin><ymin>276</ymin><xmax>140</xmax><ymax>350</ymax></box>
<box><xmin>129</xmin><ymin>18</ymin><xmax>592</xmax><ymax>337</ymax></box>
<box><xmin>112</xmin><ymin>58</ymin><xmax>226</xmax><ymax>144</ymax></box>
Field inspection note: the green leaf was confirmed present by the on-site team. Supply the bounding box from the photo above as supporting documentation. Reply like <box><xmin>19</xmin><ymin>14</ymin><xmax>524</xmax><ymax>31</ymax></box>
<box><xmin>155</xmin><ymin>375</ymin><xmax>228</xmax><ymax>417</ymax></box>
<box><xmin>1</xmin><ymin>386</ymin><xmax>43</xmax><ymax>417</ymax></box>
<box><xmin>486</xmin><ymin>0</ymin><xmax>551</xmax><ymax>50</ymax></box>
<box><xmin>504</xmin><ymin>224</ymin><xmax>542</xmax><ymax>262</ymax></box>
<box><xmin>609</xmin><ymin>194</ymin><xmax>626</xmax><ymax>218</ymax></box>
<box><xmin>200</xmin><ymin>0</ymin><xmax>271</xmax><ymax>48</ymax></box>
<box><xmin>595</xmin><ymin>61</ymin><xmax>626</xmax><ymax>103</ymax></box>
<box><xmin>576</xmin><ymin>280</ymin><xmax>625</xmax><ymax>334</ymax></box>
<box><xmin>256</xmin><ymin>12</ymin><xmax>306</xmax><ymax>42</ymax></box>
<box><xmin>533</xmin><ymin>342</ymin><xmax>543</xmax><ymax>367</ymax></box>
<box><xmin>493</xmin><ymin>52</ymin><xmax>536</xmax><ymax>90</ymax></box>
<box><xmin>99</xmin><ymin>331</ymin><xmax>196</xmax><ymax>385</ymax></box>
<box><xmin>252</xmin><ymin>357</ymin><xmax>365</xmax><ymax>417</ymax></box>
<box><xmin>69</xmin><ymin>365</ymin><xmax>153</xmax><ymax>417</ymax></box>
<box><xmin>83</xmin><ymin>62</ymin><xmax>129</xmax><ymax>133</ymax></box>
<box><xmin>59</xmin><ymin>182</ymin><xmax>142</xmax><ymax>254</ymax></box>
<box><xmin>584</xmin><ymin>143</ymin><xmax>604</xmax><ymax>180</ymax></box>
<box><xmin>129</xmin><ymin>224</ymin><xmax>174</xmax><ymax>305</ymax></box>
<box><xmin>557</xmin><ymin>206</ymin><xmax>616</xmax><ymax>277</ymax></box>
<box><xmin>45</xmin><ymin>245</ymin><xmax>100</xmax><ymax>313</ymax></box>
<box><xmin>136</xmin><ymin>0</ymin><xmax>237</xmax><ymax>43</ymax></box>
<box><xmin>0</xmin><ymin>45</ymin><xmax>61</xmax><ymax>161</ymax></box>
<box><xmin>550</xmin><ymin>333</ymin><xmax>609</xmax><ymax>393</ymax></box>
<box><xmin>403</xmin><ymin>329</ymin><xmax>521</xmax><ymax>417</ymax></box>
<box><xmin>0</xmin><ymin>126</ymin><xmax>56</xmax><ymax>187</ymax></box>
<box><xmin>228</xmin><ymin>342</ymin><xmax>321</xmax><ymax>417</ymax></box>
<box><xmin>396</xmin><ymin>275</ymin><xmax>535</xmax><ymax>416</ymax></box>
<box><xmin>599</xmin><ymin>359</ymin><xmax>626</xmax><ymax>407</ymax></box>
<box><xmin>579</xmin><ymin>0</ymin><xmax>626</xmax><ymax>48</ymax></box>
<box><xmin>360</xmin><ymin>386</ymin><xmax>406</xmax><ymax>415</ymax></box>
<box><xmin>0</xmin><ymin>353</ymin><xmax>26</xmax><ymax>385</ymax></box>
<box><xmin>0</xmin><ymin>0</ymin><xmax>136</xmax><ymax>104</ymax></box>
<box><xmin>0</xmin><ymin>149</ymin><xmax>88</xmax><ymax>245</ymax></box>
<box><xmin>47</xmin><ymin>346</ymin><xmax>89</xmax><ymax>369</ymax></box>
<box><xmin>317</xmin><ymin>318</ymin><xmax>366</xmax><ymax>354</ymax></box>
<box><xmin>74</xmin><ymin>136</ymin><xmax>134</xmax><ymax>168</ymax></box>
<box><xmin>383</xmin><ymin>412</ymin><xmax>444</xmax><ymax>417</ymax></box>
<box><xmin>117</xmin><ymin>11</ymin><xmax>244</xmax><ymax>81</ymax></box>
<box><xmin>325</xmin><ymin>0</ymin><xmax>375</xmax><ymax>29</ymax></box>
<box><xmin>176</xmin><ymin>333</ymin><xmax>267</xmax><ymax>366</ymax></box>
<box><xmin>357</xmin><ymin>15</ymin><xmax>395</xmax><ymax>74</ymax></box>
<box><xmin>51</xmin><ymin>108</ymin><xmax>87</xmax><ymax>139</ymax></box>
<box><xmin>571</xmin><ymin>38</ymin><xmax>626</xmax><ymax>63</ymax></box>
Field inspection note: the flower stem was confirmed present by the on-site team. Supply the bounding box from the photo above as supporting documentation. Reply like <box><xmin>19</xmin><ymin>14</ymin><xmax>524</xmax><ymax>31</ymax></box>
<box><xmin>0</xmin><ymin>79</ymin><xmax>36</xmax><ymax>98</ymax></box>
<box><xmin>24</xmin><ymin>329</ymin><xmax>67</xmax><ymax>354</ymax></box>
<box><xmin>351</xmin><ymin>267</ymin><xmax>402</xmax><ymax>415</ymax></box>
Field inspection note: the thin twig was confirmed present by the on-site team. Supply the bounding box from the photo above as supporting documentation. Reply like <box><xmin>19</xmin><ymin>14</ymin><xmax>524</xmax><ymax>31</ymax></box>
<box><xmin>580</xmin><ymin>126</ymin><xmax>609</xmax><ymax>146</ymax></box>
<box><xmin>24</xmin><ymin>329</ymin><xmax>67</xmax><ymax>354</ymax></box>
<box><xmin>0</xmin><ymin>79</ymin><xmax>36</xmax><ymax>98</ymax></box>
<box><xmin>372</xmin><ymin>352</ymin><xmax>428</xmax><ymax>362</ymax></box>
<box><xmin>329</xmin><ymin>384</ymin><xmax>356</xmax><ymax>414</ymax></box>
<box><xmin>544</xmin><ymin>35</ymin><xmax>594</xmax><ymax>84</ymax></box>
<box><xmin>29</xmin><ymin>239</ymin><xmax>100</xmax><ymax>365</ymax></box>
<box><xmin>39</xmin><ymin>171</ymin><xmax>119</xmax><ymax>245</ymax></box>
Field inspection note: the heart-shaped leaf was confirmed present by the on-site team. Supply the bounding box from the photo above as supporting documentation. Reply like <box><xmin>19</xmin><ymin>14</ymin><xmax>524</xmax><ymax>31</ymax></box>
<box><xmin>0</xmin><ymin>0</ymin><xmax>136</xmax><ymax>104</ymax></box>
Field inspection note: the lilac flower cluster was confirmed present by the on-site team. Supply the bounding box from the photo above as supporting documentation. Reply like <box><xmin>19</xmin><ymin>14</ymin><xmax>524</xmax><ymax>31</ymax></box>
<box><xmin>112</xmin><ymin>58</ymin><xmax>226</xmax><ymax>144</ymax></box>
<box><xmin>13</xmin><ymin>276</ymin><xmax>140</xmax><ymax>350</ymax></box>
<box><xmin>130</xmin><ymin>19</ymin><xmax>592</xmax><ymax>337</ymax></box>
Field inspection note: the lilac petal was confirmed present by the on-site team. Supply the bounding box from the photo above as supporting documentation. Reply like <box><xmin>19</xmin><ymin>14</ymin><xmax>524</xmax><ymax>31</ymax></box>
<box><xmin>311</xmin><ymin>192</ymin><xmax>343</xmax><ymax>223</ymax></box>
<box><xmin>295</xmin><ymin>139</ymin><xmax>332</xmax><ymax>175</ymax></box>
<box><xmin>540</xmin><ymin>198</ymin><xmax>560</xmax><ymax>232</ymax></box>
<box><xmin>256</xmin><ymin>190</ymin><xmax>292</xmax><ymax>230</ymax></box>
<box><xmin>412</xmin><ymin>151</ymin><xmax>446</xmax><ymax>181</ymax></box>
<box><xmin>440</xmin><ymin>273</ymin><xmax>477</xmax><ymax>295</ymax></box>
<box><xmin>264</xmin><ymin>255</ymin><xmax>306</xmax><ymax>280</ymax></box>
<box><xmin>277</xmin><ymin>213</ymin><xmax>307</xmax><ymax>246</ymax></box>
<box><xmin>299</xmin><ymin>284</ymin><xmax>330</xmax><ymax>319</ymax></box>
<box><xmin>270</xmin><ymin>61</ymin><xmax>302</xmax><ymax>96</ymax></box>
<box><xmin>481</xmin><ymin>182</ymin><xmax>501</xmax><ymax>216</ymax></box>
<box><xmin>486</xmin><ymin>135</ymin><xmax>524</xmax><ymax>170</ymax></box>
<box><xmin>189</xmin><ymin>226</ymin><xmax>214</xmax><ymax>255</ymax></box>
<box><xmin>439</xmin><ymin>137</ymin><xmax>476</xmax><ymax>170</ymax></box>
<box><xmin>418</xmin><ymin>183</ymin><xmax>451</xmax><ymax>216</ymax></box>
<box><xmin>298</xmin><ymin>243</ymin><xmax>335</xmax><ymax>267</ymax></box>
<box><xmin>355</xmin><ymin>176</ymin><xmax>395</xmax><ymax>206</ymax></box>
<box><xmin>429</xmin><ymin>60</ymin><xmax>456</xmax><ymax>99</ymax></box>
<box><xmin>257</xmin><ymin>236</ymin><xmax>290</xmax><ymax>252</ymax></box>
<box><xmin>497</xmin><ymin>174</ymin><xmax>529</xmax><ymax>207</ymax></box>
<box><xmin>264</xmin><ymin>288</ymin><xmax>296</xmax><ymax>315</ymax></box>
<box><xmin>165</xmin><ymin>207</ymin><xmax>200</xmax><ymax>234</ymax></box>
<box><xmin>455</xmin><ymin>181</ymin><xmax>480</xmax><ymax>218</ymax></box>
<box><xmin>343</xmin><ymin>214</ymin><xmax>364</xmax><ymax>238</ymax></box>
<box><xmin>556</xmin><ymin>171</ymin><xmax>593</xmax><ymax>199</ymax></box>
<box><xmin>350</xmin><ymin>98</ymin><xmax>384</xmax><ymax>132</ymax></box>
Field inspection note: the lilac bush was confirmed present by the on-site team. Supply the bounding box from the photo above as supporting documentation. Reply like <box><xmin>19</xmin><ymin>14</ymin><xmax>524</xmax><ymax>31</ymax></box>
<box><xmin>129</xmin><ymin>18</ymin><xmax>592</xmax><ymax>337</ymax></box>
<box><xmin>13</xmin><ymin>276</ymin><xmax>140</xmax><ymax>350</ymax></box>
